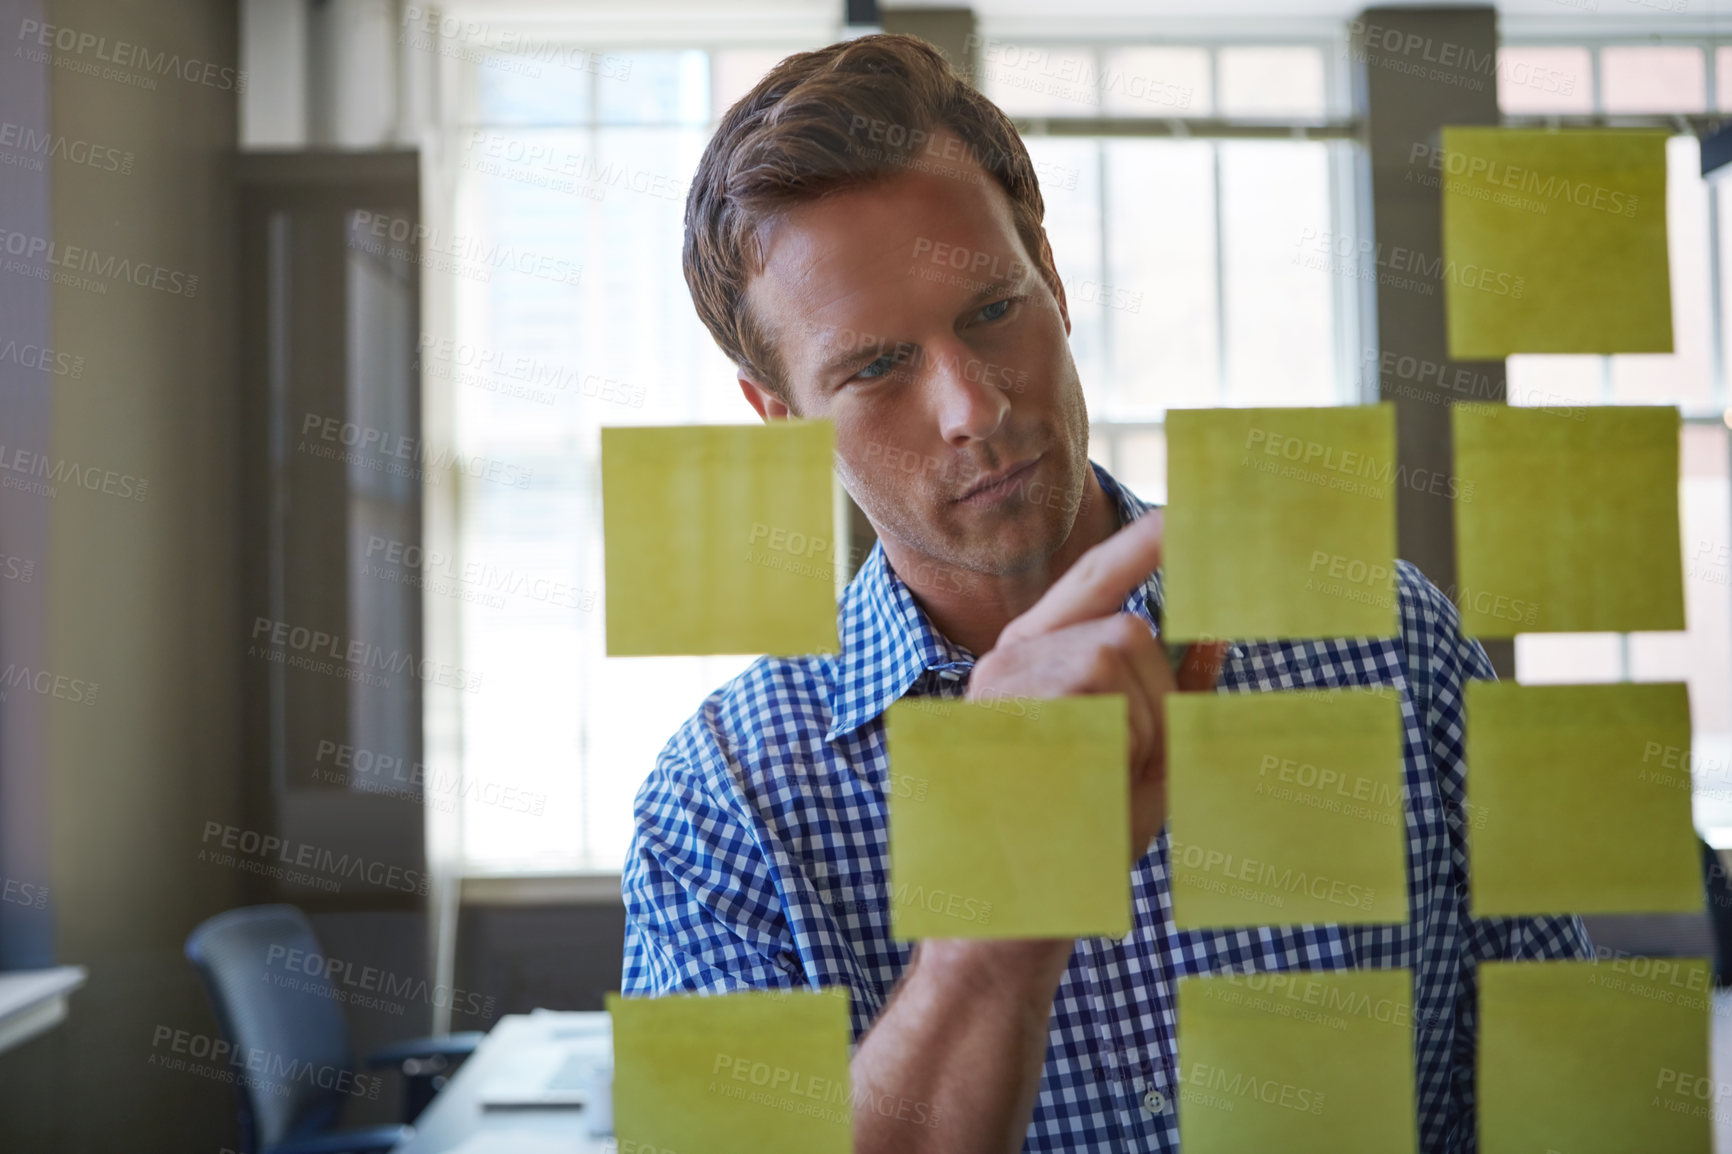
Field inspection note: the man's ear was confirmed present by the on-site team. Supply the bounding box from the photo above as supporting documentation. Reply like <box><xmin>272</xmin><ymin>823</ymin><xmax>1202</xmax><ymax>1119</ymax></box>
<box><xmin>739</xmin><ymin>374</ymin><xmax>795</xmax><ymax>421</ymax></box>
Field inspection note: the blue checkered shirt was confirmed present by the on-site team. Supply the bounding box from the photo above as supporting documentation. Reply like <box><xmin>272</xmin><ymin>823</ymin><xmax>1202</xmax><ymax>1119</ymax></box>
<box><xmin>621</xmin><ymin>462</ymin><xmax>1592</xmax><ymax>1152</ymax></box>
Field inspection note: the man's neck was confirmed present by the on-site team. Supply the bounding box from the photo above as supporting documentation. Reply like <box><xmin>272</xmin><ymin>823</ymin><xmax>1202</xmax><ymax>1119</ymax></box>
<box><xmin>882</xmin><ymin>467</ymin><xmax>1123</xmax><ymax>658</ymax></box>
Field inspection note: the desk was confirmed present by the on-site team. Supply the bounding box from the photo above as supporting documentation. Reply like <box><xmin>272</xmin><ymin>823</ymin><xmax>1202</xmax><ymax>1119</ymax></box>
<box><xmin>395</xmin><ymin>1010</ymin><xmax>612</xmax><ymax>1154</ymax></box>
<box><xmin>0</xmin><ymin>966</ymin><xmax>86</xmax><ymax>1056</ymax></box>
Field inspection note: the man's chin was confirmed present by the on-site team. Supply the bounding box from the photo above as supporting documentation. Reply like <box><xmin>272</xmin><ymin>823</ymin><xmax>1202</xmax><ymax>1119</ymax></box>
<box><xmin>937</xmin><ymin>515</ymin><xmax>1071</xmax><ymax>578</ymax></box>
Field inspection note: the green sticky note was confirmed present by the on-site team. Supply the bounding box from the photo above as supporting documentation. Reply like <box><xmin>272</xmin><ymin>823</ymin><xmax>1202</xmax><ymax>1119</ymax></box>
<box><xmin>602</xmin><ymin>422</ymin><xmax>839</xmax><ymax>656</ymax></box>
<box><xmin>607</xmin><ymin>987</ymin><xmax>854</xmax><ymax>1154</ymax></box>
<box><xmin>1178</xmin><ymin>968</ymin><xmax>1417</xmax><ymax>1154</ymax></box>
<box><xmin>1168</xmin><ymin>688</ymin><xmax>1408</xmax><ymax>928</ymax></box>
<box><xmin>1467</xmin><ymin>681</ymin><xmax>1700</xmax><ymax>917</ymax></box>
<box><xmin>1441</xmin><ymin>128</ymin><xmax>1671</xmax><ymax>358</ymax></box>
<box><xmin>1479</xmin><ymin>960</ymin><xmax>1711</xmax><ymax>1154</ymax></box>
<box><xmin>1451</xmin><ymin>403</ymin><xmax>1683</xmax><ymax>636</ymax></box>
<box><xmin>886</xmin><ymin>695</ymin><xmax>1129</xmax><ymax>939</ymax></box>
<box><xmin>1165</xmin><ymin>406</ymin><xmax>1398</xmax><ymax>642</ymax></box>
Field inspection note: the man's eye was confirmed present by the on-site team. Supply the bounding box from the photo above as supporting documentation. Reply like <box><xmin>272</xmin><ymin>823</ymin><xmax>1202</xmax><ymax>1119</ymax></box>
<box><xmin>979</xmin><ymin>298</ymin><xmax>1013</xmax><ymax>321</ymax></box>
<box><xmin>856</xmin><ymin>354</ymin><xmax>897</xmax><ymax>381</ymax></box>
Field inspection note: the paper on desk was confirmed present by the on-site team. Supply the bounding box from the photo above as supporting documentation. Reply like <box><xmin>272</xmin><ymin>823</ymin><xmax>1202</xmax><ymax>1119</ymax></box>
<box><xmin>1163</xmin><ymin>405</ymin><xmax>1398</xmax><ymax>641</ymax></box>
<box><xmin>602</xmin><ymin>422</ymin><xmax>838</xmax><ymax>656</ymax></box>
<box><xmin>1451</xmin><ymin>403</ymin><xmax>1683</xmax><ymax>636</ymax></box>
<box><xmin>1478</xmin><ymin>959</ymin><xmax>1710</xmax><ymax>1154</ymax></box>
<box><xmin>886</xmin><ymin>695</ymin><xmax>1130</xmax><ymax>940</ymax></box>
<box><xmin>607</xmin><ymin>987</ymin><xmax>853</xmax><ymax>1154</ymax></box>
<box><xmin>1466</xmin><ymin>680</ymin><xmax>1700</xmax><ymax>917</ymax></box>
<box><xmin>443</xmin><ymin>1136</ymin><xmax>577</xmax><ymax>1154</ymax></box>
<box><xmin>1177</xmin><ymin>968</ymin><xmax>1417</xmax><ymax>1154</ymax></box>
<box><xmin>1167</xmin><ymin>688</ymin><xmax>1408</xmax><ymax>928</ymax></box>
<box><xmin>1440</xmin><ymin>127</ymin><xmax>1672</xmax><ymax>358</ymax></box>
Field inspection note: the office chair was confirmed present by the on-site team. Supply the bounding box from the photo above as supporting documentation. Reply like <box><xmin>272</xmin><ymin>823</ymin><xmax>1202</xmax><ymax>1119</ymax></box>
<box><xmin>1705</xmin><ymin>838</ymin><xmax>1732</xmax><ymax>986</ymax></box>
<box><xmin>186</xmin><ymin>904</ymin><xmax>484</xmax><ymax>1154</ymax></box>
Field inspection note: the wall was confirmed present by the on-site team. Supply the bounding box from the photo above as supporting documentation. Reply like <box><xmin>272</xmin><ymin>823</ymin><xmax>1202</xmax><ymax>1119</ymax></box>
<box><xmin>0</xmin><ymin>0</ymin><xmax>247</xmax><ymax>1149</ymax></box>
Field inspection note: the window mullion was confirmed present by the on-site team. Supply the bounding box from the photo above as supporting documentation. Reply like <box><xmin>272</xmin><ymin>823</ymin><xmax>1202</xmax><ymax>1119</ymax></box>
<box><xmin>1211</xmin><ymin>140</ymin><xmax>1228</xmax><ymax>405</ymax></box>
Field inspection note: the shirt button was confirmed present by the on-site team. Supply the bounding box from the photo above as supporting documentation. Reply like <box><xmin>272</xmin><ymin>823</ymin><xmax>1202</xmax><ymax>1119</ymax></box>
<box><xmin>1142</xmin><ymin>1088</ymin><xmax>1168</xmax><ymax>1114</ymax></box>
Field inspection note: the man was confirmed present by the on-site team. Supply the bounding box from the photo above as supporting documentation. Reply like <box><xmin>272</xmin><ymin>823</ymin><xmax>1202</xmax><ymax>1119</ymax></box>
<box><xmin>621</xmin><ymin>33</ymin><xmax>1590</xmax><ymax>1153</ymax></box>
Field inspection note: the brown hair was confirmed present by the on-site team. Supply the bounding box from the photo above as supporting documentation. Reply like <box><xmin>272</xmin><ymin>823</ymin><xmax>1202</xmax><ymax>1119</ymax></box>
<box><xmin>682</xmin><ymin>33</ymin><xmax>1058</xmax><ymax>400</ymax></box>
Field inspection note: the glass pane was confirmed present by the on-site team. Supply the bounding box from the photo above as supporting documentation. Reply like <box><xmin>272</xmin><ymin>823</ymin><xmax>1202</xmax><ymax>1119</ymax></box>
<box><xmin>475</xmin><ymin>53</ymin><xmax>594</xmax><ymax>125</ymax></box>
<box><xmin>1102</xmin><ymin>139</ymin><xmax>1218</xmax><ymax>415</ymax></box>
<box><xmin>1495</xmin><ymin>46</ymin><xmax>1593</xmax><ymax>115</ymax></box>
<box><xmin>1722</xmin><ymin>179</ymin><xmax>1732</xmax><ymax>401</ymax></box>
<box><xmin>1507</xmin><ymin>355</ymin><xmax>1603</xmax><ymax>409</ymax></box>
<box><xmin>457</xmin><ymin>126</ymin><xmax>692</xmax><ymax>221</ymax></box>
<box><xmin>1514</xmin><ymin>634</ymin><xmax>1623</xmax><ymax>683</ymax></box>
<box><xmin>1218</xmin><ymin>46</ymin><xmax>1326</xmax><ymax>119</ymax></box>
<box><xmin>584</xmin><ymin>654</ymin><xmax>756</xmax><ymax>867</ymax></box>
<box><xmin>1110</xmin><ymin>427</ymin><xmax>1167</xmax><ymax>505</ymax></box>
<box><xmin>597</xmin><ymin>49</ymin><xmax>709</xmax><ymax>125</ymax></box>
<box><xmin>454</xmin><ymin>93</ymin><xmax>736</xmax><ymax>866</ymax></box>
<box><xmin>1631</xmin><ymin>425</ymin><xmax>1732</xmax><ymax>834</ymax></box>
<box><xmin>1100</xmin><ymin>47</ymin><xmax>1210</xmax><ymax>116</ymax></box>
<box><xmin>1028</xmin><ymin>138</ymin><xmax>1105</xmax><ymax>413</ymax></box>
<box><xmin>977</xmin><ymin>41</ymin><xmax>1102</xmax><ymax>115</ymax></box>
<box><xmin>1610</xmin><ymin>136</ymin><xmax>1712</xmax><ymax>408</ymax></box>
<box><xmin>1601</xmin><ymin>45</ymin><xmax>1706</xmax><ymax>115</ymax></box>
<box><xmin>1220</xmin><ymin>141</ymin><xmax>1337</xmax><ymax>405</ymax></box>
<box><xmin>1720</xmin><ymin>47</ymin><xmax>1732</xmax><ymax>112</ymax></box>
<box><xmin>712</xmin><ymin>48</ymin><xmax>787</xmax><ymax>118</ymax></box>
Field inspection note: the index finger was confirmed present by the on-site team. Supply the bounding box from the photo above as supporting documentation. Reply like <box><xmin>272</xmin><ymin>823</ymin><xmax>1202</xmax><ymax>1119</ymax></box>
<box><xmin>999</xmin><ymin>509</ymin><xmax>1166</xmax><ymax>645</ymax></box>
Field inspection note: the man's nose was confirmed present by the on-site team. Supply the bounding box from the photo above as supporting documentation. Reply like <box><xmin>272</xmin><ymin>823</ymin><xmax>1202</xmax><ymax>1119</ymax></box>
<box><xmin>930</xmin><ymin>342</ymin><xmax>1010</xmax><ymax>446</ymax></box>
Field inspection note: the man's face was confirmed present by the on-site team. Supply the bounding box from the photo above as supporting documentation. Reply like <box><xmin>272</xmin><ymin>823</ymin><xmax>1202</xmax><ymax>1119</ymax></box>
<box><xmin>741</xmin><ymin>133</ymin><xmax>1092</xmax><ymax>580</ymax></box>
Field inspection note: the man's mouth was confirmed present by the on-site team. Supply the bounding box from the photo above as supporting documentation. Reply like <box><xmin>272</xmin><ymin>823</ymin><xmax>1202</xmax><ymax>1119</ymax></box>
<box><xmin>955</xmin><ymin>455</ymin><xmax>1041</xmax><ymax>505</ymax></box>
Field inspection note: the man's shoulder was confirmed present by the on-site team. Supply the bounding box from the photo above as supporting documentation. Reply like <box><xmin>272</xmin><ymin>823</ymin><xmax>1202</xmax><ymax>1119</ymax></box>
<box><xmin>652</xmin><ymin>652</ymin><xmax>843</xmax><ymax>788</ymax></box>
<box><xmin>1392</xmin><ymin>558</ymin><xmax>1464</xmax><ymax>636</ymax></box>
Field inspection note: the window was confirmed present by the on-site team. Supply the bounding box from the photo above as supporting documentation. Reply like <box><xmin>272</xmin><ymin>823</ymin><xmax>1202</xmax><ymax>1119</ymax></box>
<box><xmin>976</xmin><ymin>40</ymin><xmax>1355</xmax><ymax>504</ymax></box>
<box><xmin>1497</xmin><ymin>41</ymin><xmax>1732</xmax><ymax>839</ymax></box>
<box><xmin>438</xmin><ymin>38</ymin><xmax>1360</xmax><ymax>873</ymax></box>
<box><xmin>436</xmin><ymin>45</ymin><xmax>814</xmax><ymax>872</ymax></box>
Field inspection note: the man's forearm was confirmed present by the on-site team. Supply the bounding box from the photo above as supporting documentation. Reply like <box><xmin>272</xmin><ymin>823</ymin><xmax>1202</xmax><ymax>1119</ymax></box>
<box><xmin>851</xmin><ymin>937</ymin><xmax>1075</xmax><ymax>1154</ymax></box>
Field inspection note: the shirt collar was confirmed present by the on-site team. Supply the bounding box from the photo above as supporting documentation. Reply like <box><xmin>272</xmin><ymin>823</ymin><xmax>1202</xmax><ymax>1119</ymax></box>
<box><xmin>826</xmin><ymin>461</ymin><xmax>1163</xmax><ymax>743</ymax></box>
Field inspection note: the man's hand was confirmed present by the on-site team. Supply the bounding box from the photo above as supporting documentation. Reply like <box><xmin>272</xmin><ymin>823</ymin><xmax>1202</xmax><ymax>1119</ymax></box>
<box><xmin>966</xmin><ymin>510</ymin><xmax>1229</xmax><ymax>859</ymax></box>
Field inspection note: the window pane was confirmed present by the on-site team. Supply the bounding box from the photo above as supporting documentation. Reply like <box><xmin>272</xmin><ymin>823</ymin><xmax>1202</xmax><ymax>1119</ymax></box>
<box><xmin>597</xmin><ymin>50</ymin><xmax>708</xmax><ymax>125</ymax></box>
<box><xmin>585</xmin><ymin>654</ymin><xmax>757</xmax><ymax>866</ymax></box>
<box><xmin>1218</xmin><ymin>46</ymin><xmax>1326</xmax><ymax>119</ymax></box>
<box><xmin>1220</xmin><ymin>141</ymin><xmax>1337</xmax><ymax>405</ymax></box>
<box><xmin>1100</xmin><ymin>47</ymin><xmax>1210</xmax><ymax>116</ymax></box>
<box><xmin>1496</xmin><ymin>46</ymin><xmax>1593</xmax><ymax>115</ymax></box>
<box><xmin>1601</xmin><ymin>45</ymin><xmax>1706</xmax><ymax>115</ymax></box>
<box><xmin>1610</xmin><ymin>136</ymin><xmax>1712</xmax><ymax>407</ymax></box>
<box><xmin>711</xmin><ymin>48</ymin><xmax>787</xmax><ymax>119</ymax></box>
<box><xmin>1514</xmin><ymin>634</ymin><xmax>1623</xmax><ymax>683</ymax></box>
<box><xmin>1029</xmin><ymin>137</ymin><xmax>1105</xmax><ymax>411</ymax></box>
<box><xmin>476</xmin><ymin>53</ymin><xmax>594</xmax><ymax>124</ymax></box>
<box><xmin>1102</xmin><ymin>139</ymin><xmax>1218</xmax><ymax>415</ymax></box>
<box><xmin>1507</xmin><ymin>355</ymin><xmax>1603</xmax><ymax>409</ymax></box>
<box><xmin>455</xmin><ymin>76</ymin><xmax>731</xmax><ymax>865</ymax></box>
<box><xmin>1722</xmin><ymin>178</ymin><xmax>1732</xmax><ymax>399</ymax></box>
<box><xmin>1720</xmin><ymin>47</ymin><xmax>1732</xmax><ymax>112</ymax></box>
<box><xmin>1109</xmin><ymin>427</ymin><xmax>1167</xmax><ymax>504</ymax></box>
<box><xmin>977</xmin><ymin>41</ymin><xmax>1102</xmax><ymax>115</ymax></box>
<box><xmin>1631</xmin><ymin>425</ymin><xmax>1732</xmax><ymax>835</ymax></box>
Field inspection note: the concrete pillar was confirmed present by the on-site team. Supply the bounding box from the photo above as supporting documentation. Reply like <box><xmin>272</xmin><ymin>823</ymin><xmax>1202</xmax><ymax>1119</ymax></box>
<box><xmin>1352</xmin><ymin>6</ymin><xmax>1512</xmax><ymax>674</ymax></box>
